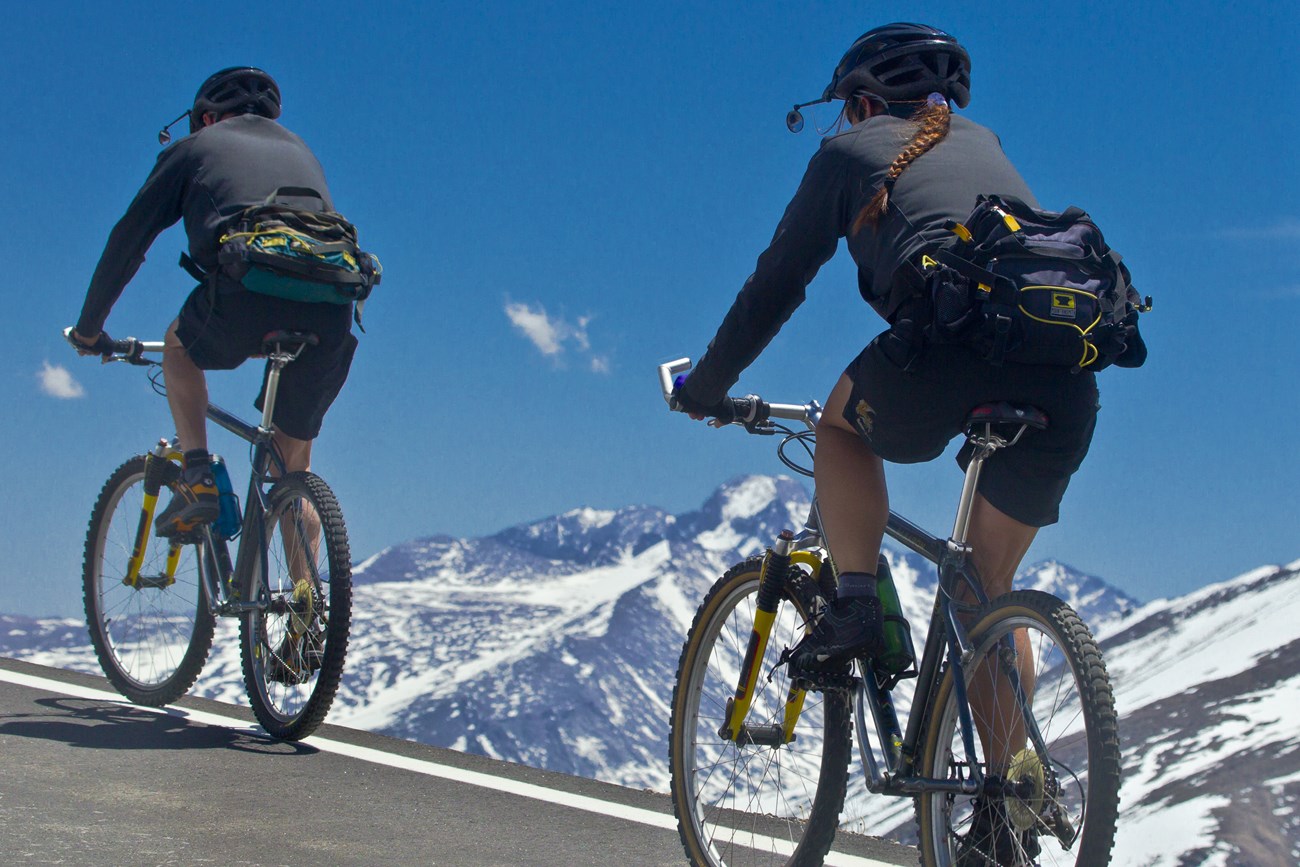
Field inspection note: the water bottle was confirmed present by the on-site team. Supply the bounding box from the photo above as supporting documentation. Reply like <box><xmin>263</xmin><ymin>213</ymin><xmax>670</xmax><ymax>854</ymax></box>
<box><xmin>875</xmin><ymin>556</ymin><xmax>916</xmax><ymax>676</ymax></box>
<box><xmin>209</xmin><ymin>456</ymin><xmax>241</xmax><ymax>540</ymax></box>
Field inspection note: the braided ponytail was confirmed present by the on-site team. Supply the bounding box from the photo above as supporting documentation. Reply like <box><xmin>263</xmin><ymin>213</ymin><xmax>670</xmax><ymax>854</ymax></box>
<box><xmin>852</xmin><ymin>93</ymin><xmax>952</xmax><ymax>235</ymax></box>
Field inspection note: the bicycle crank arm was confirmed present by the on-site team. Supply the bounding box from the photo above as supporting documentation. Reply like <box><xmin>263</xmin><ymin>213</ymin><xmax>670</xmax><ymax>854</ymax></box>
<box><xmin>215</xmin><ymin>599</ymin><xmax>267</xmax><ymax>617</ymax></box>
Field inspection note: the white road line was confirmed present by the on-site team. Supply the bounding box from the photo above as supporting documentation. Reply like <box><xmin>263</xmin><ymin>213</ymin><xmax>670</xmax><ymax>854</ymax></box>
<box><xmin>0</xmin><ymin>666</ymin><xmax>897</xmax><ymax>867</ymax></box>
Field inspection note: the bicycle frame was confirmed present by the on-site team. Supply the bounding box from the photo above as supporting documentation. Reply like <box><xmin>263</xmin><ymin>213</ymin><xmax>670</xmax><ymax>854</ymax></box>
<box><xmin>122</xmin><ymin>340</ymin><xmax>310</xmax><ymax>619</ymax></box>
<box><xmin>696</xmin><ymin>390</ymin><xmax>1044</xmax><ymax>803</ymax></box>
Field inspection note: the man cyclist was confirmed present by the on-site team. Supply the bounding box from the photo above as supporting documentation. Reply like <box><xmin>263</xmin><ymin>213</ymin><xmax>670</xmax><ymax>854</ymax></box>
<box><xmin>71</xmin><ymin>67</ymin><xmax>359</xmax><ymax>538</ymax></box>
<box><xmin>673</xmin><ymin>23</ymin><xmax>1142</xmax><ymax>863</ymax></box>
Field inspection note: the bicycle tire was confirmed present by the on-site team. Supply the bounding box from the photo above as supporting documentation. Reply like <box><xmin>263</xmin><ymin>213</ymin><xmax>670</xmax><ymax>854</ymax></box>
<box><xmin>83</xmin><ymin>456</ymin><xmax>216</xmax><ymax>706</ymax></box>
<box><xmin>915</xmin><ymin>590</ymin><xmax>1120</xmax><ymax>866</ymax></box>
<box><xmin>669</xmin><ymin>556</ymin><xmax>853</xmax><ymax>867</ymax></box>
<box><xmin>239</xmin><ymin>471</ymin><xmax>351</xmax><ymax>740</ymax></box>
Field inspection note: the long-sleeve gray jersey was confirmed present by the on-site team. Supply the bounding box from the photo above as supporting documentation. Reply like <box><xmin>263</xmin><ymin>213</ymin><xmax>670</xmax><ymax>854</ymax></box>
<box><xmin>683</xmin><ymin>112</ymin><xmax>1039</xmax><ymax>406</ymax></box>
<box><xmin>76</xmin><ymin>114</ymin><xmax>333</xmax><ymax>336</ymax></box>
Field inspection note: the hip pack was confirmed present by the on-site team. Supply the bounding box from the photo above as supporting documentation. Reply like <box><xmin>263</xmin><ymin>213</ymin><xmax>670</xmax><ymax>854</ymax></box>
<box><xmin>214</xmin><ymin>187</ymin><xmax>382</xmax><ymax>328</ymax></box>
<box><xmin>921</xmin><ymin>195</ymin><xmax>1149</xmax><ymax>371</ymax></box>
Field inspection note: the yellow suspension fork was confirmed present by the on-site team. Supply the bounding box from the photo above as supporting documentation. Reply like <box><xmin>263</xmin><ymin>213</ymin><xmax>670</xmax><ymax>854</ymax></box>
<box><xmin>721</xmin><ymin>530</ymin><xmax>798</xmax><ymax>743</ymax></box>
<box><xmin>777</xmin><ymin>550</ymin><xmax>824</xmax><ymax>742</ymax></box>
<box><xmin>123</xmin><ymin>442</ymin><xmax>182</xmax><ymax>588</ymax></box>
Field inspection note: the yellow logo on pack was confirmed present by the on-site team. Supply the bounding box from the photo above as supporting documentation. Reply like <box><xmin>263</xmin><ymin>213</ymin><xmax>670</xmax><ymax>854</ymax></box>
<box><xmin>920</xmin><ymin>254</ymin><xmax>939</xmax><ymax>269</ymax></box>
<box><xmin>1049</xmin><ymin>292</ymin><xmax>1078</xmax><ymax>320</ymax></box>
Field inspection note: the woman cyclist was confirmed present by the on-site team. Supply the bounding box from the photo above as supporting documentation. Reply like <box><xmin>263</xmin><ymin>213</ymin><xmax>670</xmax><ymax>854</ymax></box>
<box><xmin>673</xmin><ymin>22</ymin><xmax>1136</xmax><ymax>863</ymax></box>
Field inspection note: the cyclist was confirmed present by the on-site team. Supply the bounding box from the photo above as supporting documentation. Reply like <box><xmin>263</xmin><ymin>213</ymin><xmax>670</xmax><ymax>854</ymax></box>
<box><xmin>673</xmin><ymin>23</ymin><xmax>1135</xmax><ymax>862</ymax></box>
<box><xmin>70</xmin><ymin>67</ymin><xmax>359</xmax><ymax>538</ymax></box>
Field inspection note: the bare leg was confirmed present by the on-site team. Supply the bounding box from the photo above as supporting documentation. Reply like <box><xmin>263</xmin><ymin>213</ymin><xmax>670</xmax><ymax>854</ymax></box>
<box><xmin>963</xmin><ymin>494</ymin><xmax>1039</xmax><ymax>772</ymax></box>
<box><xmin>271</xmin><ymin>430</ymin><xmax>312</xmax><ymax>475</ymax></box>
<box><xmin>814</xmin><ymin>374</ymin><xmax>889</xmax><ymax>575</ymax></box>
<box><xmin>162</xmin><ymin>319</ymin><xmax>209</xmax><ymax>453</ymax></box>
<box><xmin>966</xmin><ymin>496</ymin><xmax>1037</xmax><ymax>598</ymax></box>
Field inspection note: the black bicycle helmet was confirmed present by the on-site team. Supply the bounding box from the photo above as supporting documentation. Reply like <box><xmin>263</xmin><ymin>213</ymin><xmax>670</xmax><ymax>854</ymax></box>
<box><xmin>824</xmin><ymin>23</ymin><xmax>970</xmax><ymax>108</ymax></box>
<box><xmin>189</xmin><ymin>66</ymin><xmax>281</xmax><ymax>133</ymax></box>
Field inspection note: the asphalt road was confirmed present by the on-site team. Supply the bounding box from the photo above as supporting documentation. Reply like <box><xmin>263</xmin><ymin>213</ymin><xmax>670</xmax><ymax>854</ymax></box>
<box><xmin>0</xmin><ymin>657</ymin><xmax>917</xmax><ymax>867</ymax></box>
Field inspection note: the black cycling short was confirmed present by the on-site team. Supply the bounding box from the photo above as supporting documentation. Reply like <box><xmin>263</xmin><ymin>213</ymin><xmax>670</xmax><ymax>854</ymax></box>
<box><xmin>842</xmin><ymin>335</ymin><xmax>1100</xmax><ymax>527</ymax></box>
<box><xmin>175</xmin><ymin>284</ymin><xmax>357</xmax><ymax>440</ymax></box>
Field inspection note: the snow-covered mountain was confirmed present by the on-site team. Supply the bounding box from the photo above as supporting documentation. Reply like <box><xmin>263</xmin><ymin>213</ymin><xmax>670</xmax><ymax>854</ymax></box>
<box><xmin>4</xmin><ymin>475</ymin><xmax>1297</xmax><ymax>866</ymax></box>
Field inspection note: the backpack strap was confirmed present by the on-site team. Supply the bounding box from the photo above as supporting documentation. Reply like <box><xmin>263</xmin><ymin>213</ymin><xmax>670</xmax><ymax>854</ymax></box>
<box><xmin>932</xmin><ymin>248</ymin><xmax>1019</xmax><ymax>307</ymax></box>
<box><xmin>178</xmin><ymin>251</ymin><xmax>208</xmax><ymax>283</ymax></box>
<box><xmin>263</xmin><ymin>186</ymin><xmax>328</xmax><ymax>206</ymax></box>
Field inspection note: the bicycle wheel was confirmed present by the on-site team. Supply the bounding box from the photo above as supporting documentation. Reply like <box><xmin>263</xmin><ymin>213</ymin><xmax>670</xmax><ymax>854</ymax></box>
<box><xmin>670</xmin><ymin>556</ymin><xmax>853</xmax><ymax>867</ymax></box>
<box><xmin>83</xmin><ymin>456</ymin><xmax>216</xmax><ymax>706</ymax></box>
<box><xmin>916</xmin><ymin>590</ymin><xmax>1120</xmax><ymax>866</ymax></box>
<box><xmin>240</xmin><ymin>471</ymin><xmax>351</xmax><ymax>740</ymax></box>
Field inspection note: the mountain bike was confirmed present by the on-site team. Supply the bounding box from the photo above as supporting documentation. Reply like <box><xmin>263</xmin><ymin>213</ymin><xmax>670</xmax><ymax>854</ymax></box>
<box><xmin>67</xmin><ymin>327</ymin><xmax>352</xmax><ymax>740</ymax></box>
<box><xmin>658</xmin><ymin>358</ymin><xmax>1120</xmax><ymax>867</ymax></box>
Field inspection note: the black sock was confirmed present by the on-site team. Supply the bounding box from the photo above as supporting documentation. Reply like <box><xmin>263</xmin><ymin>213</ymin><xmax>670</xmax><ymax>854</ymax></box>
<box><xmin>183</xmin><ymin>448</ymin><xmax>211</xmax><ymax>470</ymax></box>
<box><xmin>837</xmin><ymin>571</ymin><xmax>878</xmax><ymax>599</ymax></box>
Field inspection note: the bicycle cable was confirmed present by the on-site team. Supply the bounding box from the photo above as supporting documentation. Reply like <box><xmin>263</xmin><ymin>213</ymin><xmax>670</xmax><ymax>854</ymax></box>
<box><xmin>775</xmin><ymin>427</ymin><xmax>816</xmax><ymax>478</ymax></box>
<box><xmin>147</xmin><ymin>364</ymin><xmax>167</xmax><ymax>398</ymax></box>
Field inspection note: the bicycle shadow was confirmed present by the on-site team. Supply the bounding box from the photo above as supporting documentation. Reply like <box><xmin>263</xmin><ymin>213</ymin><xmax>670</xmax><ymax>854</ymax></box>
<box><xmin>0</xmin><ymin>697</ymin><xmax>318</xmax><ymax>756</ymax></box>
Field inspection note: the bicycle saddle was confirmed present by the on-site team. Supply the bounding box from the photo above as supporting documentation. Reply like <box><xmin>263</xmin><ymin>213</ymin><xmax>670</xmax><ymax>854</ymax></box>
<box><xmin>260</xmin><ymin>330</ymin><xmax>320</xmax><ymax>354</ymax></box>
<box><xmin>964</xmin><ymin>401</ymin><xmax>1049</xmax><ymax>433</ymax></box>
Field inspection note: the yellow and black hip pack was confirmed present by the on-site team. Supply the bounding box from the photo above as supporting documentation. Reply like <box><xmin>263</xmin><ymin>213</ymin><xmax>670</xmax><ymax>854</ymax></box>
<box><xmin>215</xmin><ymin>186</ymin><xmax>382</xmax><ymax>328</ymax></box>
<box><xmin>922</xmin><ymin>194</ymin><xmax>1149</xmax><ymax>372</ymax></box>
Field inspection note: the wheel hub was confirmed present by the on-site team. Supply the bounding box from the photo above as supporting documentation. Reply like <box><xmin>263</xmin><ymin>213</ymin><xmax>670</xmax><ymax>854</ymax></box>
<box><xmin>1005</xmin><ymin>748</ymin><xmax>1046</xmax><ymax>832</ymax></box>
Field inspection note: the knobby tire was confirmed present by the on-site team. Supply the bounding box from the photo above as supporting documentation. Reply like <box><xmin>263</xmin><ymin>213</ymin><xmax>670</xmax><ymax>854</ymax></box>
<box><xmin>239</xmin><ymin>471</ymin><xmax>351</xmax><ymax>740</ymax></box>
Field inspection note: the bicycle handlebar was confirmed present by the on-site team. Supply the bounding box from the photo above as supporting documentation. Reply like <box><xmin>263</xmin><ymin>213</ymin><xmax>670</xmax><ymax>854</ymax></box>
<box><xmin>656</xmin><ymin>357</ymin><xmax>819</xmax><ymax>430</ymax></box>
<box><xmin>64</xmin><ymin>327</ymin><xmax>165</xmax><ymax>364</ymax></box>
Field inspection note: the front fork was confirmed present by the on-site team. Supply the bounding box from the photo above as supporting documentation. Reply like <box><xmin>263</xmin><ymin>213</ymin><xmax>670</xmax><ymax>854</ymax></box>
<box><xmin>719</xmin><ymin>532</ymin><xmax>819</xmax><ymax>746</ymax></box>
<box><xmin>123</xmin><ymin>441</ymin><xmax>183</xmax><ymax>589</ymax></box>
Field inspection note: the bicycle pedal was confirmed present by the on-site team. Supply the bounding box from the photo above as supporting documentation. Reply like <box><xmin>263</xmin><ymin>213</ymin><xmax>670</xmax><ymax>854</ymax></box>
<box><xmin>161</xmin><ymin>527</ymin><xmax>206</xmax><ymax>545</ymax></box>
<box><xmin>789</xmin><ymin>667</ymin><xmax>860</xmax><ymax>692</ymax></box>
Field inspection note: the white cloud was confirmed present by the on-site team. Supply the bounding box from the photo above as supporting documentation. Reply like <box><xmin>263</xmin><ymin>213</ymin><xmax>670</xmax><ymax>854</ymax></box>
<box><xmin>504</xmin><ymin>301</ymin><xmax>609</xmax><ymax>373</ymax></box>
<box><xmin>38</xmin><ymin>361</ymin><xmax>85</xmax><ymax>399</ymax></box>
<box><xmin>504</xmin><ymin>301</ymin><xmax>566</xmax><ymax>356</ymax></box>
<box><xmin>572</xmin><ymin>316</ymin><xmax>592</xmax><ymax>351</ymax></box>
<box><xmin>1219</xmin><ymin>218</ymin><xmax>1300</xmax><ymax>241</ymax></box>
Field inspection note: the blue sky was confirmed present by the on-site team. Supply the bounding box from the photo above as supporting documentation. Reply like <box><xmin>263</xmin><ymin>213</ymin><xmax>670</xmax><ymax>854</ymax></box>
<box><xmin>2</xmin><ymin>1</ymin><xmax>1296</xmax><ymax>618</ymax></box>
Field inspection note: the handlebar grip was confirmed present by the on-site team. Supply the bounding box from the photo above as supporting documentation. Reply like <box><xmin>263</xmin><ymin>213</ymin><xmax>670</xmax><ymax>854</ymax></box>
<box><xmin>728</xmin><ymin>395</ymin><xmax>770</xmax><ymax>426</ymax></box>
<box><xmin>109</xmin><ymin>337</ymin><xmax>139</xmax><ymax>356</ymax></box>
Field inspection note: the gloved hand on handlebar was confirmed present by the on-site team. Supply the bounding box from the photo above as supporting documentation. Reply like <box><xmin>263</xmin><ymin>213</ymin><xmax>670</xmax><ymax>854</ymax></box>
<box><xmin>670</xmin><ymin>377</ymin><xmax>737</xmax><ymax>424</ymax></box>
<box><xmin>68</xmin><ymin>328</ymin><xmax>116</xmax><ymax>357</ymax></box>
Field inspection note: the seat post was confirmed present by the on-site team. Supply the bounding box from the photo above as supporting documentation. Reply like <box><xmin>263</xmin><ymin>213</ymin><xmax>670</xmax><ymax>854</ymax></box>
<box><xmin>259</xmin><ymin>351</ymin><xmax>293</xmax><ymax>432</ymax></box>
<box><xmin>949</xmin><ymin>402</ymin><xmax>1047</xmax><ymax>549</ymax></box>
<box><xmin>949</xmin><ymin>427</ymin><xmax>1009</xmax><ymax>548</ymax></box>
<box><xmin>950</xmin><ymin>446</ymin><xmax>988</xmax><ymax>548</ymax></box>
<box><xmin>256</xmin><ymin>332</ymin><xmax>317</xmax><ymax>434</ymax></box>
